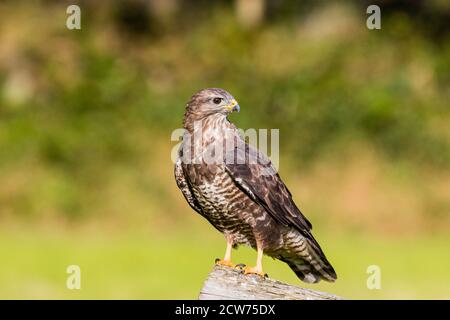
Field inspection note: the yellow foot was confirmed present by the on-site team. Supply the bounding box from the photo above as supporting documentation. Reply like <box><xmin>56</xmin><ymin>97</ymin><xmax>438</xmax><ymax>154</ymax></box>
<box><xmin>243</xmin><ymin>266</ymin><xmax>267</xmax><ymax>278</ymax></box>
<box><xmin>215</xmin><ymin>258</ymin><xmax>235</xmax><ymax>268</ymax></box>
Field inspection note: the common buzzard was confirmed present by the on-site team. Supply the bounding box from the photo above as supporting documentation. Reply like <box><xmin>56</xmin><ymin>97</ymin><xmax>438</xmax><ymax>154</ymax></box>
<box><xmin>174</xmin><ymin>88</ymin><xmax>336</xmax><ymax>283</ymax></box>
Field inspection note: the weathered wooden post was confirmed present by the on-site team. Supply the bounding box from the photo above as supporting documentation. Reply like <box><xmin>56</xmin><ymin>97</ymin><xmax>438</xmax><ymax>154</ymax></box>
<box><xmin>199</xmin><ymin>265</ymin><xmax>342</xmax><ymax>300</ymax></box>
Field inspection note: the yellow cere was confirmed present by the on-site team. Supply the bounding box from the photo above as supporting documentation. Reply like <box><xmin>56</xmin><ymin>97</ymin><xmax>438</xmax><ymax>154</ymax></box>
<box><xmin>226</xmin><ymin>99</ymin><xmax>238</xmax><ymax>111</ymax></box>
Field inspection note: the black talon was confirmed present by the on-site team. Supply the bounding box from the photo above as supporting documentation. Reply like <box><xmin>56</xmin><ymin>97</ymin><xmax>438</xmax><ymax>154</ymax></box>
<box><xmin>215</xmin><ymin>258</ymin><xmax>220</xmax><ymax>264</ymax></box>
<box><xmin>235</xmin><ymin>263</ymin><xmax>246</xmax><ymax>270</ymax></box>
<box><xmin>264</xmin><ymin>273</ymin><xmax>269</xmax><ymax>278</ymax></box>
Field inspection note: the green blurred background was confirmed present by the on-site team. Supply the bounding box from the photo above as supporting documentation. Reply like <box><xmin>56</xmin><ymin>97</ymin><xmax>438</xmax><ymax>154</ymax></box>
<box><xmin>0</xmin><ymin>0</ymin><xmax>449</xmax><ymax>299</ymax></box>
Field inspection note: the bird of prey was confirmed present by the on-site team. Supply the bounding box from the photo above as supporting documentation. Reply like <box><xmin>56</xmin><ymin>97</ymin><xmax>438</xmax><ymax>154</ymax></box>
<box><xmin>174</xmin><ymin>88</ymin><xmax>337</xmax><ymax>283</ymax></box>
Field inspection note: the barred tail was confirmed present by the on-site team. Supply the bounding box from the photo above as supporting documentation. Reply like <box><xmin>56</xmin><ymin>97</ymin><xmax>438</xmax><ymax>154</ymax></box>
<box><xmin>280</xmin><ymin>235</ymin><xmax>337</xmax><ymax>283</ymax></box>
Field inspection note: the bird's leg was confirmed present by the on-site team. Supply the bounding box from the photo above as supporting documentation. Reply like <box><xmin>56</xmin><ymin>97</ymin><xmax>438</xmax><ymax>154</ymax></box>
<box><xmin>215</xmin><ymin>239</ymin><xmax>235</xmax><ymax>268</ymax></box>
<box><xmin>244</xmin><ymin>245</ymin><xmax>266</xmax><ymax>277</ymax></box>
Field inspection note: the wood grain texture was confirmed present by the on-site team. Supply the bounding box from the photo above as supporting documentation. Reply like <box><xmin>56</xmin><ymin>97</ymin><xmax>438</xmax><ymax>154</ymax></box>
<box><xmin>199</xmin><ymin>265</ymin><xmax>342</xmax><ymax>300</ymax></box>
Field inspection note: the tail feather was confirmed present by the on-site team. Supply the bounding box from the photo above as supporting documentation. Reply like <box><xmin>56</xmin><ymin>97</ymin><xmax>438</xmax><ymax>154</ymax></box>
<box><xmin>280</xmin><ymin>235</ymin><xmax>337</xmax><ymax>283</ymax></box>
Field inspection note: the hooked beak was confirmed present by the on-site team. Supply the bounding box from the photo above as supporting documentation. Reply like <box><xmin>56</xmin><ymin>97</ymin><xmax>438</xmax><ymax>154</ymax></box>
<box><xmin>225</xmin><ymin>99</ymin><xmax>240</xmax><ymax>113</ymax></box>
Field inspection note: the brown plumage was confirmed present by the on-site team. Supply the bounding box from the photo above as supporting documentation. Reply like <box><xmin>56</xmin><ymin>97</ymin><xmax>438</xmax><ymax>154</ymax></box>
<box><xmin>174</xmin><ymin>88</ymin><xmax>337</xmax><ymax>283</ymax></box>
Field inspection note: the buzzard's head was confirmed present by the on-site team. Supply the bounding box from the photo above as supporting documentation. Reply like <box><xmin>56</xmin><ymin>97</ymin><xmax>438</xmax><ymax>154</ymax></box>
<box><xmin>184</xmin><ymin>88</ymin><xmax>240</xmax><ymax>126</ymax></box>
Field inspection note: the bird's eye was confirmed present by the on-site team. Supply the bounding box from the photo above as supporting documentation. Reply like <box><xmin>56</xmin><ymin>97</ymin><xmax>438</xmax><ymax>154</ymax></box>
<box><xmin>213</xmin><ymin>97</ymin><xmax>222</xmax><ymax>105</ymax></box>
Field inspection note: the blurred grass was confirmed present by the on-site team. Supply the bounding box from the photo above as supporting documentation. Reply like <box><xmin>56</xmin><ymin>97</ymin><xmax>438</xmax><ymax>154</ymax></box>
<box><xmin>0</xmin><ymin>227</ymin><xmax>449</xmax><ymax>299</ymax></box>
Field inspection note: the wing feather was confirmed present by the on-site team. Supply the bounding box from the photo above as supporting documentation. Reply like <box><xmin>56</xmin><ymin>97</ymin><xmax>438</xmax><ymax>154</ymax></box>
<box><xmin>224</xmin><ymin>143</ymin><xmax>313</xmax><ymax>236</ymax></box>
<box><xmin>174</xmin><ymin>158</ymin><xmax>203</xmax><ymax>214</ymax></box>
<box><xmin>224</xmin><ymin>143</ymin><xmax>337</xmax><ymax>281</ymax></box>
